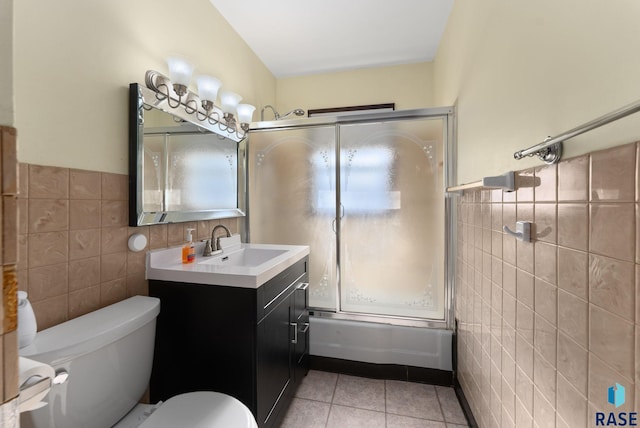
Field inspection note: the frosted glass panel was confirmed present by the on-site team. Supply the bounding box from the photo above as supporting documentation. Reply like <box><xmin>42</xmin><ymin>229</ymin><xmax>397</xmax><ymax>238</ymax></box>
<box><xmin>248</xmin><ymin>127</ymin><xmax>337</xmax><ymax>311</ymax></box>
<box><xmin>338</xmin><ymin>118</ymin><xmax>444</xmax><ymax>319</ymax></box>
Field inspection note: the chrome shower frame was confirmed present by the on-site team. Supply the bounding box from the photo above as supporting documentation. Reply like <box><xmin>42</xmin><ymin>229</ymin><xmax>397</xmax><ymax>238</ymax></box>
<box><xmin>244</xmin><ymin>106</ymin><xmax>457</xmax><ymax>330</ymax></box>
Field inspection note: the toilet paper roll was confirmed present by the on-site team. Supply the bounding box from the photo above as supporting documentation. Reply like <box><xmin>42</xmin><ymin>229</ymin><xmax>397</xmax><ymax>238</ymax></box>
<box><xmin>19</xmin><ymin>357</ymin><xmax>55</xmax><ymax>387</ymax></box>
<box><xmin>19</xmin><ymin>357</ymin><xmax>55</xmax><ymax>413</ymax></box>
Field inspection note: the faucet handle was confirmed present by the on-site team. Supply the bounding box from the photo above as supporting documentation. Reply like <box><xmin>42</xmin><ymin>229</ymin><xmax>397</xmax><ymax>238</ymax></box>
<box><xmin>202</xmin><ymin>239</ymin><xmax>213</xmax><ymax>257</ymax></box>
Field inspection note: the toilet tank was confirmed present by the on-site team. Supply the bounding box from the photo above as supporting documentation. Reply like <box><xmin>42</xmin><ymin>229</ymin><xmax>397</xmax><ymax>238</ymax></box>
<box><xmin>20</xmin><ymin>296</ymin><xmax>161</xmax><ymax>428</ymax></box>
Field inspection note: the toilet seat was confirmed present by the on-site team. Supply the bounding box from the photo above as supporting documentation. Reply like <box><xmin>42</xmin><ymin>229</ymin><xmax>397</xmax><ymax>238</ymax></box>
<box><xmin>139</xmin><ymin>391</ymin><xmax>258</xmax><ymax>428</ymax></box>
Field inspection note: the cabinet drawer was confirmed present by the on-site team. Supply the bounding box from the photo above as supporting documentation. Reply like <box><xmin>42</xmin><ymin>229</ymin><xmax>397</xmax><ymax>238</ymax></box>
<box><xmin>257</xmin><ymin>257</ymin><xmax>308</xmax><ymax>321</ymax></box>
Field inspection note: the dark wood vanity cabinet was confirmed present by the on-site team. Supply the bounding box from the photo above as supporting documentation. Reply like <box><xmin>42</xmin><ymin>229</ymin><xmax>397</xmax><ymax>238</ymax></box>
<box><xmin>149</xmin><ymin>257</ymin><xmax>310</xmax><ymax>428</ymax></box>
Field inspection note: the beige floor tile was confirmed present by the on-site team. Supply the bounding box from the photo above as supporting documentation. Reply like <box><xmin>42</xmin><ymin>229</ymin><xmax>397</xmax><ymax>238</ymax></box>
<box><xmin>436</xmin><ymin>386</ymin><xmax>468</xmax><ymax>425</ymax></box>
<box><xmin>387</xmin><ymin>414</ymin><xmax>447</xmax><ymax>427</ymax></box>
<box><xmin>286</xmin><ymin>372</ymin><xmax>471</xmax><ymax>428</ymax></box>
<box><xmin>295</xmin><ymin>370</ymin><xmax>338</xmax><ymax>403</ymax></box>
<box><xmin>326</xmin><ymin>404</ymin><xmax>385</xmax><ymax>428</ymax></box>
<box><xmin>386</xmin><ymin>380</ymin><xmax>444</xmax><ymax>421</ymax></box>
<box><xmin>332</xmin><ymin>374</ymin><xmax>385</xmax><ymax>412</ymax></box>
<box><xmin>280</xmin><ymin>398</ymin><xmax>330</xmax><ymax>428</ymax></box>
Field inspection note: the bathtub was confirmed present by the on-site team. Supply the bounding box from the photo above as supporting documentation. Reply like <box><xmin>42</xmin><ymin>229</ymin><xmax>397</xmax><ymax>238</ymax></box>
<box><xmin>309</xmin><ymin>316</ymin><xmax>452</xmax><ymax>371</ymax></box>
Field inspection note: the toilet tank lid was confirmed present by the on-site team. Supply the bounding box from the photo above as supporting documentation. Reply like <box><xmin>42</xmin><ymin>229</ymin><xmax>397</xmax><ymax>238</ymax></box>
<box><xmin>20</xmin><ymin>296</ymin><xmax>160</xmax><ymax>364</ymax></box>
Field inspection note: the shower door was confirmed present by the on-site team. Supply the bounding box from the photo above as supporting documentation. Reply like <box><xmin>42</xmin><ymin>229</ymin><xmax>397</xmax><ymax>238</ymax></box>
<box><xmin>338</xmin><ymin>118</ymin><xmax>444</xmax><ymax>320</ymax></box>
<box><xmin>247</xmin><ymin>126</ymin><xmax>338</xmax><ymax>311</ymax></box>
<box><xmin>247</xmin><ymin>110</ymin><xmax>449</xmax><ymax>322</ymax></box>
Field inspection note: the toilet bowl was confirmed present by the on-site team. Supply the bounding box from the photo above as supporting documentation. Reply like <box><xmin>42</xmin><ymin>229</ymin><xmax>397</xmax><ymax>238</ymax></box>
<box><xmin>19</xmin><ymin>296</ymin><xmax>257</xmax><ymax>428</ymax></box>
<box><xmin>131</xmin><ymin>392</ymin><xmax>257</xmax><ymax>428</ymax></box>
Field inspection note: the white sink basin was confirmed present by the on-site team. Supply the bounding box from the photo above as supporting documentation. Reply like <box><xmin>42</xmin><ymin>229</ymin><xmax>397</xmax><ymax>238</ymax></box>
<box><xmin>146</xmin><ymin>235</ymin><xmax>309</xmax><ymax>288</ymax></box>
<box><xmin>198</xmin><ymin>248</ymin><xmax>288</xmax><ymax>268</ymax></box>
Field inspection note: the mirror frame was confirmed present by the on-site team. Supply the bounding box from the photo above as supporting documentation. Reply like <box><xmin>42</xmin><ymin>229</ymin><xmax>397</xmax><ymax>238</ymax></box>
<box><xmin>128</xmin><ymin>83</ymin><xmax>246</xmax><ymax>226</ymax></box>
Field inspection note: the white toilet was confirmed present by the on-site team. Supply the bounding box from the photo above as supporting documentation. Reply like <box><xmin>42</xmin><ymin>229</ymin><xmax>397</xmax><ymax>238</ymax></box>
<box><xmin>19</xmin><ymin>295</ymin><xmax>258</xmax><ymax>428</ymax></box>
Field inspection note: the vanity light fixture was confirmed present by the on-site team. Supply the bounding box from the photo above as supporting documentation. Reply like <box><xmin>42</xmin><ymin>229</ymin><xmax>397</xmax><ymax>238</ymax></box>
<box><xmin>144</xmin><ymin>57</ymin><xmax>255</xmax><ymax>138</ymax></box>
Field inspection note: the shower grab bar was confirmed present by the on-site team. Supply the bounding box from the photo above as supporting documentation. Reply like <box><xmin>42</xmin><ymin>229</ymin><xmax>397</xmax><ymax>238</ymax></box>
<box><xmin>514</xmin><ymin>97</ymin><xmax>640</xmax><ymax>164</ymax></box>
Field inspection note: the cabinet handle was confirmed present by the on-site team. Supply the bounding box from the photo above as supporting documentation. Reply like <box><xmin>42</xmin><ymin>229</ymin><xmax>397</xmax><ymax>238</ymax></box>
<box><xmin>296</xmin><ymin>283</ymin><xmax>309</xmax><ymax>291</ymax></box>
<box><xmin>301</xmin><ymin>322</ymin><xmax>310</xmax><ymax>334</ymax></box>
<box><xmin>290</xmin><ymin>322</ymin><xmax>298</xmax><ymax>344</ymax></box>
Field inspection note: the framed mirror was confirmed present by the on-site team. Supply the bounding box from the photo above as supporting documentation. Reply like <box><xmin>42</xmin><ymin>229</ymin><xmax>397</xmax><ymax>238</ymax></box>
<box><xmin>128</xmin><ymin>83</ymin><xmax>246</xmax><ymax>226</ymax></box>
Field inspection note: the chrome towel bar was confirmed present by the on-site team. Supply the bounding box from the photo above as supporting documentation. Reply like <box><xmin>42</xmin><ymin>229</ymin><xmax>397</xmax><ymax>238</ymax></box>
<box><xmin>514</xmin><ymin>98</ymin><xmax>640</xmax><ymax>164</ymax></box>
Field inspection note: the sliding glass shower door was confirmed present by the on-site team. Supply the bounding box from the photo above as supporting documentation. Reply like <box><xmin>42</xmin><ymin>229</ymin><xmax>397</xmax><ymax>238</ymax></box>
<box><xmin>338</xmin><ymin>119</ymin><xmax>444</xmax><ymax>319</ymax></box>
<box><xmin>247</xmin><ymin>126</ymin><xmax>338</xmax><ymax>311</ymax></box>
<box><xmin>247</xmin><ymin>111</ymin><xmax>447</xmax><ymax>322</ymax></box>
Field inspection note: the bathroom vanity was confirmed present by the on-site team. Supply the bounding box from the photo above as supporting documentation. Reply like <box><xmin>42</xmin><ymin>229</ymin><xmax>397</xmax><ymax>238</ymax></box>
<box><xmin>146</xmin><ymin>240</ymin><xmax>309</xmax><ymax>428</ymax></box>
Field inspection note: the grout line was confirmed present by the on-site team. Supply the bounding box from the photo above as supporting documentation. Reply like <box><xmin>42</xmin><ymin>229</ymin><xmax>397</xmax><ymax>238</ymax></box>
<box><xmin>384</xmin><ymin>378</ymin><xmax>388</xmax><ymax>425</ymax></box>
<box><xmin>325</xmin><ymin>373</ymin><xmax>339</xmax><ymax>428</ymax></box>
<box><xmin>330</xmin><ymin>374</ymin><xmax>339</xmax><ymax>404</ymax></box>
<box><xmin>434</xmin><ymin>384</ymin><xmax>447</xmax><ymax>424</ymax></box>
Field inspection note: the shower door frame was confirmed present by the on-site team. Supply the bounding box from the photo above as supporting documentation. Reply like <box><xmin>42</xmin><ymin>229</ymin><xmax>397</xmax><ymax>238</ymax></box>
<box><xmin>246</xmin><ymin>107</ymin><xmax>457</xmax><ymax>330</ymax></box>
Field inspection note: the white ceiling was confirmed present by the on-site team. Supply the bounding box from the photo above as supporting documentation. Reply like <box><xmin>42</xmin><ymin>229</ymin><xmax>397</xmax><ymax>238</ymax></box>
<box><xmin>209</xmin><ymin>0</ymin><xmax>454</xmax><ymax>78</ymax></box>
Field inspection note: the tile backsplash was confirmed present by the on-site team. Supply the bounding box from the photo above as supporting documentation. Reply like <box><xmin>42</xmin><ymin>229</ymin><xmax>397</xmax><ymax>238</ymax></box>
<box><xmin>17</xmin><ymin>163</ymin><xmax>240</xmax><ymax>330</ymax></box>
<box><xmin>1</xmin><ymin>126</ymin><xmax>19</xmax><ymax>415</ymax></box>
<box><xmin>455</xmin><ymin>142</ymin><xmax>640</xmax><ymax>427</ymax></box>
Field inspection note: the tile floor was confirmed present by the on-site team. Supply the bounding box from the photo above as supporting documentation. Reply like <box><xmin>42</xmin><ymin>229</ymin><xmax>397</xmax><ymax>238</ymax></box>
<box><xmin>280</xmin><ymin>370</ymin><xmax>469</xmax><ymax>428</ymax></box>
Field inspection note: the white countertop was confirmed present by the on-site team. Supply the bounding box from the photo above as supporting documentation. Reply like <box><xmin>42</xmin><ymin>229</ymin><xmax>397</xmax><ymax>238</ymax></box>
<box><xmin>146</xmin><ymin>236</ymin><xmax>309</xmax><ymax>288</ymax></box>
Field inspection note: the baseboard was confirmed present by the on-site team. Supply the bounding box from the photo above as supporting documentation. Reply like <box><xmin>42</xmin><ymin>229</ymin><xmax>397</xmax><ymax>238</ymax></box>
<box><xmin>452</xmin><ymin>319</ymin><xmax>478</xmax><ymax>427</ymax></box>
<box><xmin>309</xmin><ymin>355</ymin><xmax>454</xmax><ymax>386</ymax></box>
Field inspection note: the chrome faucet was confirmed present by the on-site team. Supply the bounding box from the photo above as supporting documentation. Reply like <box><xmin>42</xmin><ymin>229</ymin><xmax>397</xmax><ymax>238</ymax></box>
<box><xmin>203</xmin><ymin>224</ymin><xmax>231</xmax><ymax>256</ymax></box>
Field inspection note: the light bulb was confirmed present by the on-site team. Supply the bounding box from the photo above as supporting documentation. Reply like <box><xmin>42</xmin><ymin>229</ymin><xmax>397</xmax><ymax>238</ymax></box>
<box><xmin>237</xmin><ymin>104</ymin><xmax>256</xmax><ymax>124</ymax></box>
<box><xmin>219</xmin><ymin>90</ymin><xmax>242</xmax><ymax>114</ymax></box>
<box><xmin>166</xmin><ymin>57</ymin><xmax>194</xmax><ymax>95</ymax></box>
<box><xmin>196</xmin><ymin>75</ymin><xmax>222</xmax><ymax>110</ymax></box>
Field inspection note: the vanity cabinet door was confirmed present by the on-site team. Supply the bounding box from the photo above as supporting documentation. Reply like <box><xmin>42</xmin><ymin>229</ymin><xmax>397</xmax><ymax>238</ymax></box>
<box><xmin>149</xmin><ymin>280</ymin><xmax>257</xmax><ymax>407</ymax></box>
<box><xmin>256</xmin><ymin>292</ymin><xmax>293</xmax><ymax>427</ymax></box>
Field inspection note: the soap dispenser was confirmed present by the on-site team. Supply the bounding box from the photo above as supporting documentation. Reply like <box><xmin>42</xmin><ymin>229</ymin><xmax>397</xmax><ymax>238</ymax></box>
<box><xmin>182</xmin><ymin>228</ymin><xmax>196</xmax><ymax>264</ymax></box>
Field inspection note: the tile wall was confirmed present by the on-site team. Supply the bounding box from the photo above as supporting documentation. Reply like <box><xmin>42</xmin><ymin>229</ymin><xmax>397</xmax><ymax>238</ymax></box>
<box><xmin>1</xmin><ymin>127</ymin><xmax>18</xmax><ymax>425</ymax></box>
<box><xmin>16</xmin><ymin>163</ymin><xmax>240</xmax><ymax>330</ymax></box>
<box><xmin>455</xmin><ymin>142</ymin><xmax>640</xmax><ymax>427</ymax></box>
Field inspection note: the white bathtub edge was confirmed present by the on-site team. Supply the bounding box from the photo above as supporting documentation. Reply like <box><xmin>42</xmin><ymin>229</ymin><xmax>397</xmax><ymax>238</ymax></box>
<box><xmin>309</xmin><ymin>317</ymin><xmax>453</xmax><ymax>371</ymax></box>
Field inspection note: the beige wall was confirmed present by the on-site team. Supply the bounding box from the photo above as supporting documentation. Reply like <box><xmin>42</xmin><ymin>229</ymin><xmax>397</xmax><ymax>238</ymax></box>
<box><xmin>0</xmin><ymin>0</ymin><xmax>13</xmax><ymax>126</ymax></box>
<box><xmin>14</xmin><ymin>0</ymin><xmax>276</xmax><ymax>174</ymax></box>
<box><xmin>435</xmin><ymin>0</ymin><xmax>640</xmax><ymax>184</ymax></box>
<box><xmin>276</xmin><ymin>62</ymin><xmax>434</xmax><ymax>117</ymax></box>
